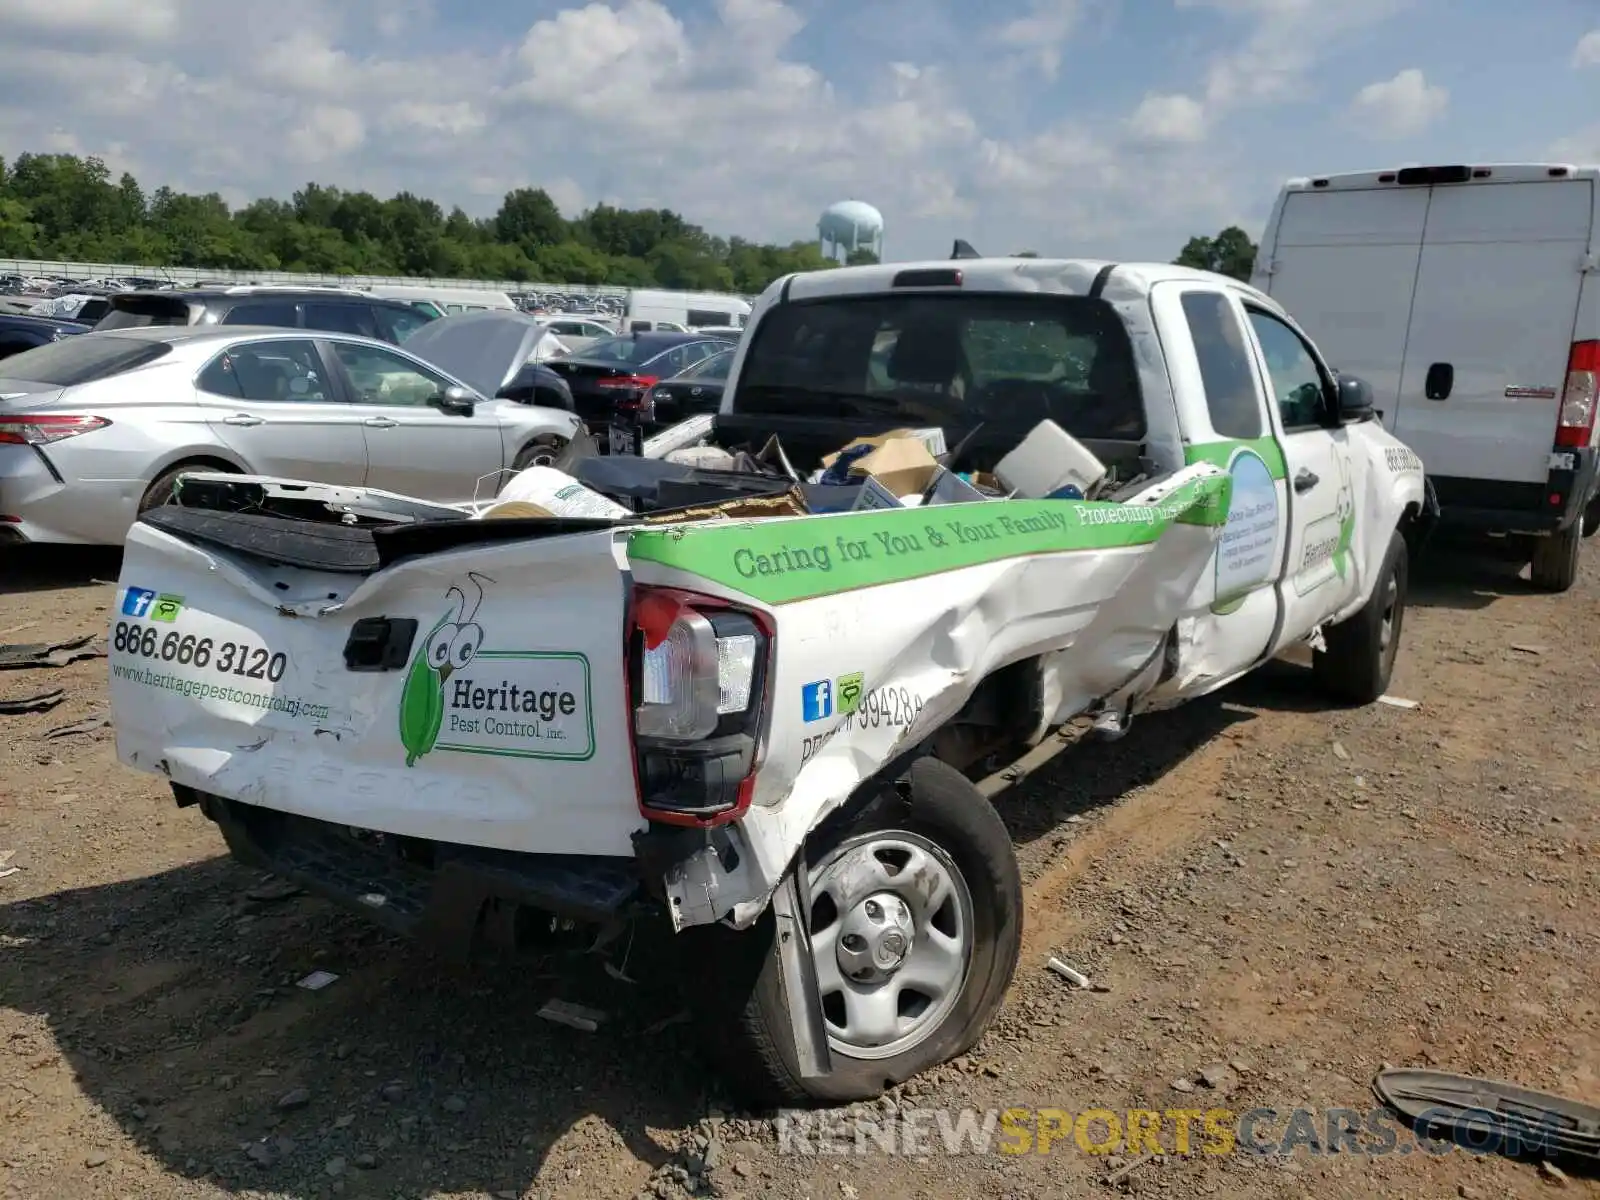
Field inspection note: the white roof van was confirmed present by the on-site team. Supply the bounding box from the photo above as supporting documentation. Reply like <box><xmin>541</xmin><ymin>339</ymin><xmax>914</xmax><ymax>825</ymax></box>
<box><xmin>1253</xmin><ymin>163</ymin><xmax>1600</xmax><ymax>590</ymax></box>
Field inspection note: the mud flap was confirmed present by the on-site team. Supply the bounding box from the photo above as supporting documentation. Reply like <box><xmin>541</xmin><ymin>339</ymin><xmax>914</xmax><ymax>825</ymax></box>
<box><xmin>1373</xmin><ymin>1068</ymin><xmax>1600</xmax><ymax>1162</ymax></box>
<box><xmin>770</xmin><ymin>863</ymin><xmax>832</xmax><ymax>1082</ymax></box>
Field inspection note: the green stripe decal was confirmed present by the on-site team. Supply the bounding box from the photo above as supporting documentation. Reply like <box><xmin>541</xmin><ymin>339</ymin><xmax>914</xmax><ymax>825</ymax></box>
<box><xmin>626</xmin><ymin>475</ymin><xmax>1231</xmax><ymax>605</ymax></box>
<box><xmin>1186</xmin><ymin>437</ymin><xmax>1286</xmax><ymax>481</ymax></box>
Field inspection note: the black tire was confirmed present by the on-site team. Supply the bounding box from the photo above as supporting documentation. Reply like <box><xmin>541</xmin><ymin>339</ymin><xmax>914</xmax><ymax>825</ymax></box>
<box><xmin>511</xmin><ymin>435</ymin><xmax>565</xmax><ymax>472</ymax></box>
<box><xmin>1581</xmin><ymin>495</ymin><xmax>1600</xmax><ymax>539</ymax></box>
<box><xmin>700</xmin><ymin>756</ymin><xmax>1022</xmax><ymax>1108</ymax></box>
<box><xmin>1313</xmin><ymin>528</ymin><xmax>1408</xmax><ymax>705</ymax></box>
<box><xmin>139</xmin><ymin>461</ymin><xmax>231</xmax><ymax>514</ymax></box>
<box><xmin>1530</xmin><ymin>523</ymin><xmax>1582</xmax><ymax>592</ymax></box>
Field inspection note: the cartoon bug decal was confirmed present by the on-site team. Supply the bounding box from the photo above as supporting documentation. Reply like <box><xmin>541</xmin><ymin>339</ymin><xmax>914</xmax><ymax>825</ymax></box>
<box><xmin>398</xmin><ymin>573</ymin><xmax>491</xmax><ymax>767</ymax></box>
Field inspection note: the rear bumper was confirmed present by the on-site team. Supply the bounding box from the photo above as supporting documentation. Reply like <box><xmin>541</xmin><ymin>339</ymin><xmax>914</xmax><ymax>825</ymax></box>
<box><xmin>188</xmin><ymin>787</ymin><xmax>646</xmax><ymax>949</ymax></box>
<box><xmin>0</xmin><ymin>443</ymin><xmax>141</xmax><ymax>544</ymax></box>
<box><xmin>1430</xmin><ymin>448</ymin><xmax>1600</xmax><ymax>535</ymax></box>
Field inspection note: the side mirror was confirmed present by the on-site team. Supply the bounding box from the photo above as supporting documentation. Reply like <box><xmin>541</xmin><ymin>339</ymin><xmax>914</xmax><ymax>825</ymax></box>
<box><xmin>434</xmin><ymin>385</ymin><xmax>476</xmax><ymax>415</ymax></box>
<box><xmin>1334</xmin><ymin>374</ymin><xmax>1375</xmax><ymax>423</ymax></box>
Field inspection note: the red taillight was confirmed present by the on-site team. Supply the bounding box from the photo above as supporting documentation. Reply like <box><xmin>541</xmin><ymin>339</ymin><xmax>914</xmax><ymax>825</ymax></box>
<box><xmin>1556</xmin><ymin>340</ymin><xmax>1599</xmax><ymax>448</ymax></box>
<box><xmin>595</xmin><ymin>374</ymin><xmax>658</xmax><ymax>391</ymax></box>
<box><xmin>0</xmin><ymin>414</ymin><xmax>111</xmax><ymax>445</ymax></box>
<box><xmin>625</xmin><ymin>585</ymin><xmax>773</xmax><ymax>827</ymax></box>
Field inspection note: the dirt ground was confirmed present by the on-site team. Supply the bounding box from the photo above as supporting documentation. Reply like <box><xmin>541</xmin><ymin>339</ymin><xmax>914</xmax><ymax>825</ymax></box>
<box><xmin>2</xmin><ymin>540</ymin><xmax>1598</xmax><ymax>1200</ymax></box>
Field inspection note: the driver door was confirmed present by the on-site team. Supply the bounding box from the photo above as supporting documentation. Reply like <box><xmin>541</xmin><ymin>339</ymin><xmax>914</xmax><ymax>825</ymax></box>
<box><xmin>323</xmin><ymin>339</ymin><xmax>504</xmax><ymax>504</ymax></box>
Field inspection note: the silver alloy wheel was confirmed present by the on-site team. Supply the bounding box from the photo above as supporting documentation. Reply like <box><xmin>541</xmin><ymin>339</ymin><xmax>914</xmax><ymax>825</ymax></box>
<box><xmin>806</xmin><ymin>831</ymin><xmax>974</xmax><ymax>1061</ymax></box>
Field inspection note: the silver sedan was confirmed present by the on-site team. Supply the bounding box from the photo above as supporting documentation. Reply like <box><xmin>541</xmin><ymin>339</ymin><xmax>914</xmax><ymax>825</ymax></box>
<box><xmin>0</xmin><ymin>326</ymin><xmax>583</xmax><ymax>546</ymax></box>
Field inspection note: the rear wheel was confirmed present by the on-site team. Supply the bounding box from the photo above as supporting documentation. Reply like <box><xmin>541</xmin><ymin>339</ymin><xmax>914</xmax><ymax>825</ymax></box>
<box><xmin>1530</xmin><ymin>523</ymin><xmax>1581</xmax><ymax>592</ymax></box>
<box><xmin>139</xmin><ymin>461</ymin><xmax>233</xmax><ymax>514</ymax></box>
<box><xmin>511</xmin><ymin>435</ymin><xmax>565</xmax><ymax>472</ymax></box>
<box><xmin>1313</xmin><ymin>529</ymin><xmax>1408</xmax><ymax>705</ymax></box>
<box><xmin>701</xmin><ymin>757</ymin><xmax>1022</xmax><ymax>1107</ymax></box>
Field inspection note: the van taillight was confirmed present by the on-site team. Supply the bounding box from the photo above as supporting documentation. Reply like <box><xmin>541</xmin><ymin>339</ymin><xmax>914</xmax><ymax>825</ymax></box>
<box><xmin>1556</xmin><ymin>341</ymin><xmax>1599</xmax><ymax>449</ymax></box>
<box><xmin>625</xmin><ymin>586</ymin><xmax>772</xmax><ymax>826</ymax></box>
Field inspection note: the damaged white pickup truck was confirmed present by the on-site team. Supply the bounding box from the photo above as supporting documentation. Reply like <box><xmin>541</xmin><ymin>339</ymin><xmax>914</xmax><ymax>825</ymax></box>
<box><xmin>108</xmin><ymin>256</ymin><xmax>1432</xmax><ymax>1105</ymax></box>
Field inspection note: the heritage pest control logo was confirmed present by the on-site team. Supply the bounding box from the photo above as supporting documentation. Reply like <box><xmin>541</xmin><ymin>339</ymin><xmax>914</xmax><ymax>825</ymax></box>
<box><xmin>398</xmin><ymin>573</ymin><xmax>491</xmax><ymax>767</ymax></box>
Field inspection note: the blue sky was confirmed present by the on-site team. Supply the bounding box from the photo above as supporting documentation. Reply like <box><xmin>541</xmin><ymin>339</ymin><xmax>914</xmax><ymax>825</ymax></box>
<box><xmin>0</xmin><ymin>0</ymin><xmax>1597</xmax><ymax>264</ymax></box>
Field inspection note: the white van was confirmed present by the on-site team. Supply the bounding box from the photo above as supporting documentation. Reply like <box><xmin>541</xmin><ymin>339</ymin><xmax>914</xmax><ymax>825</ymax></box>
<box><xmin>365</xmin><ymin>285</ymin><xmax>517</xmax><ymax>316</ymax></box>
<box><xmin>1252</xmin><ymin>163</ymin><xmax>1600</xmax><ymax>591</ymax></box>
<box><xmin>626</xmin><ymin>288</ymin><xmax>750</xmax><ymax>333</ymax></box>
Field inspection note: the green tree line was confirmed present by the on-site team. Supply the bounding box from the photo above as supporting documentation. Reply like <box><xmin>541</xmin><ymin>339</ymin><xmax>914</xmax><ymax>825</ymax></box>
<box><xmin>0</xmin><ymin>151</ymin><xmax>1255</xmax><ymax>290</ymax></box>
<box><xmin>0</xmin><ymin>152</ymin><xmax>845</xmax><ymax>293</ymax></box>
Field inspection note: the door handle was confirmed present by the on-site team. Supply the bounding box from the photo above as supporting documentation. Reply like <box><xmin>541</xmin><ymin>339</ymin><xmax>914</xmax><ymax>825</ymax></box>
<box><xmin>1293</xmin><ymin>468</ymin><xmax>1320</xmax><ymax>493</ymax></box>
<box><xmin>1424</xmin><ymin>362</ymin><xmax>1453</xmax><ymax>400</ymax></box>
<box><xmin>222</xmin><ymin>413</ymin><xmax>263</xmax><ymax>427</ymax></box>
<box><xmin>363</xmin><ymin>417</ymin><xmax>398</xmax><ymax>428</ymax></box>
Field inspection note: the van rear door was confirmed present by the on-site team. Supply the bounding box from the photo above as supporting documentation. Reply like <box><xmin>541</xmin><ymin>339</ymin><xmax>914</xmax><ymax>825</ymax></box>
<box><xmin>1395</xmin><ymin>178</ymin><xmax>1594</xmax><ymax>488</ymax></box>
<box><xmin>1258</xmin><ymin>185</ymin><xmax>1428</xmax><ymax>418</ymax></box>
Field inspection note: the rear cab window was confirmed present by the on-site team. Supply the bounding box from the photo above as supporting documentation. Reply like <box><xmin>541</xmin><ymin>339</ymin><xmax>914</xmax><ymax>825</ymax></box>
<box><xmin>1180</xmin><ymin>291</ymin><xmax>1265</xmax><ymax>439</ymax></box>
<box><xmin>94</xmin><ymin>295</ymin><xmax>197</xmax><ymax>330</ymax></box>
<box><xmin>734</xmin><ymin>293</ymin><xmax>1147</xmax><ymax>442</ymax></box>
<box><xmin>0</xmin><ymin>335</ymin><xmax>172</xmax><ymax>385</ymax></box>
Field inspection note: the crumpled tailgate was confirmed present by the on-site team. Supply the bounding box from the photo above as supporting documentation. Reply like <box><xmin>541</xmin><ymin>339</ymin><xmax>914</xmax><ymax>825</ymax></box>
<box><xmin>110</xmin><ymin>520</ymin><xmax>643</xmax><ymax>856</ymax></box>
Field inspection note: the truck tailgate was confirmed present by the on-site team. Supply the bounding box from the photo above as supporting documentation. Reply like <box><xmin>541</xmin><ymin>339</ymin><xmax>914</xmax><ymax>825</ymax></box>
<box><xmin>110</xmin><ymin>519</ymin><xmax>643</xmax><ymax>857</ymax></box>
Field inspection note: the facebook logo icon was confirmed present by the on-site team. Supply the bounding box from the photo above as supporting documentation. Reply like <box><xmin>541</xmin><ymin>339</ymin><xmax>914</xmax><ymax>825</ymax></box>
<box><xmin>121</xmin><ymin>587</ymin><xmax>156</xmax><ymax>618</ymax></box>
<box><xmin>801</xmin><ymin>680</ymin><xmax>832</xmax><ymax>722</ymax></box>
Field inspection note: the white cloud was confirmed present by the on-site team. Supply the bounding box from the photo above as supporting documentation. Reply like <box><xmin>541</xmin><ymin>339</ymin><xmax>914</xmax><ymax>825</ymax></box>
<box><xmin>994</xmin><ymin>0</ymin><xmax>1084</xmax><ymax>79</ymax></box>
<box><xmin>0</xmin><ymin>0</ymin><xmax>179</xmax><ymax>43</ymax></box>
<box><xmin>1349</xmin><ymin>68</ymin><xmax>1448</xmax><ymax>139</ymax></box>
<box><xmin>0</xmin><ymin>0</ymin><xmax>1425</xmax><ymax>263</ymax></box>
<box><xmin>1126</xmin><ymin>93</ymin><xmax>1207</xmax><ymax>144</ymax></box>
<box><xmin>1178</xmin><ymin>0</ymin><xmax>1406</xmax><ymax>112</ymax></box>
<box><xmin>1574</xmin><ymin>30</ymin><xmax>1600</xmax><ymax>67</ymax></box>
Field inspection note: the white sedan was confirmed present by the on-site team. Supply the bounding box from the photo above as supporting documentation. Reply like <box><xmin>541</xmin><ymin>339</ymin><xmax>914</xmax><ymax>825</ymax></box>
<box><xmin>0</xmin><ymin>326</ymin><xmax>582</xmax><ymax>546</ymax></box>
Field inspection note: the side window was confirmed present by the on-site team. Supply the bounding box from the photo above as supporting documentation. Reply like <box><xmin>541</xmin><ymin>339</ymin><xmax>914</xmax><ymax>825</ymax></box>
<box><xmin>304</xmin><ymin>302</ymin><xmax>379</xmax><ymax>338</ymax></box>
<box><xmin>1180</xmin><ymin>292</ymin><xmax>1264</xmax><ymax>439</ymax></box>
<box><xmin>221</xmin><ymin>301</ymin><xmax>301</xmax><ymax>328</ymax></box>
<box><xmin>330</xmin><ymin>341</ymin><xmax>450</xmax><ymax>406</ymax></box>
<box><xmin>196</xmin><ymin>351</ymin><xmax>244</xmax><ymax>399</ymax></box>
<box><xmin>1244</xmin><ymin>308</ymin><xmax>1331</xmax><ymax>431</ymax></box>
<box><xmin>201</xmin><ymin>340</ymin><xmax>329</xmax><ymax>403</ymax></box>
<box><xmin>373</xmin><ymin>305</ymin><xmax>431</xmax><ymax>344</ymax></box>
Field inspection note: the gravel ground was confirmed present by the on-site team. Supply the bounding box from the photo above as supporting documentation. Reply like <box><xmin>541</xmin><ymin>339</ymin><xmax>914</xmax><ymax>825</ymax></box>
<box><xmin>1</xmin><ymin>541</ymin><xmax>1598</xmax><ymax>1200</ymax></box>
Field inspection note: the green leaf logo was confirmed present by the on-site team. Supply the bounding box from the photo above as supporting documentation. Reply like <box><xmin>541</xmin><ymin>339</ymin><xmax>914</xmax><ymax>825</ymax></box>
<box><xmin>398</xmin><ymin>645</ymin><xmax>444</xmax><ymax>768</ymax></box>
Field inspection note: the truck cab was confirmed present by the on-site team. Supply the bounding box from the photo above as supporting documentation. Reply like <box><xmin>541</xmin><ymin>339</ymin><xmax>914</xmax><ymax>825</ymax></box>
<box><xmin>1252</xmin><ymin>163</ymin><xmax>1600</xmax><ymax>591</ymax></box>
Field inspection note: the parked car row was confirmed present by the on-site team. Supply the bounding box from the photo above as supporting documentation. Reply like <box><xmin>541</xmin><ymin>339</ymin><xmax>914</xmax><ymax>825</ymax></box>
<box><xmin>0</xmin><ymin>290</ymin><xmax>740</xmax><ymax>546</ymax></box>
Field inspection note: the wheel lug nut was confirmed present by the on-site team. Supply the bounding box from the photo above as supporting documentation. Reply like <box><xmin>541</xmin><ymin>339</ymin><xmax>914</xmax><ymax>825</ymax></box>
<box><xmin>864</xmin><ymin>901</ymin><xmax>882</xmax><ymax>920</ymax></box>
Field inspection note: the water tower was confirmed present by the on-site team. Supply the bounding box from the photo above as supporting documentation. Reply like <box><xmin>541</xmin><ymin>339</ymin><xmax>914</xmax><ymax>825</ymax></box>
<box><xmin>819</xmin><ymin>199</ymin><xmax>884</xmax><ymax>262</ymax></box>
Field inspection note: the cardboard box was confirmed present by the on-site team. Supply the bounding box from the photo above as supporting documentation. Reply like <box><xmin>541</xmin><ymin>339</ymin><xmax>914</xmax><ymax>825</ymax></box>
<box><xmin>642</xmin><ymin>487</ymin><xmax>810</xmax><ymax>524</ymax></box>
<box><xmin>852</xmin><ymin>476</ymin><xmax>908</xmax><ymax>511</ymax></box>
<box><xmin>922</xmin><ymin>467</ymin><xmax>991</xmax><ymax>506</ymax></box>
<box><xmin>820</xmin><ymin>427</ymin><xmax>947</xmax><ymax>471</ymax></box>
<box><xmin>851</xmin><ymin>436</ymin><xmax>939</xmax><ymax>497</ymax></box>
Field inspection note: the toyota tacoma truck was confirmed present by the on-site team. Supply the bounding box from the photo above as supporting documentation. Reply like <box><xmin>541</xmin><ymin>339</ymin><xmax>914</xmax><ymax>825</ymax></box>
<box><xmin>107</xmin><ymin>255</ymin><xmax>1432</xmax><ymax>1106</ymax></box>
